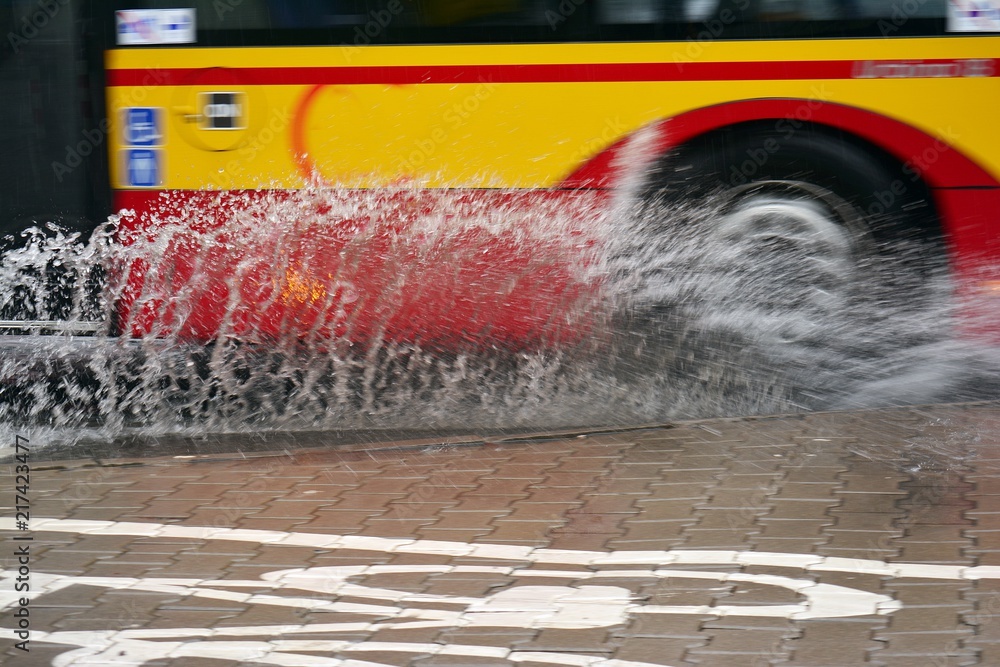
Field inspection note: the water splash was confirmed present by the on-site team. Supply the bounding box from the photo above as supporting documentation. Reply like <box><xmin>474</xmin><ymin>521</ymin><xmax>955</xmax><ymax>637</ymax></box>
<box><xmin>1</xmin><ymin>184</ymin><xmax>999</xmax><ymax>450</ymax></box>
<box><xmin>606</xmin><ymin>191</ymin><xmax>1000</xmax><ymax>418</ymax></box>
<box><xmin>0</xmin><ymin>187</ymin><xmax>620</xmax><ymax>446</ymax></box>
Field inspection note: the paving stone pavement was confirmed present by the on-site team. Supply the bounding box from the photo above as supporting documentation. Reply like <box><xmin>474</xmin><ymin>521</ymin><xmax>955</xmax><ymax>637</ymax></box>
<box><xmin>4</xmin><ymin>401</ymin><xmax>1000</xmax><ymax>666</ymax></box>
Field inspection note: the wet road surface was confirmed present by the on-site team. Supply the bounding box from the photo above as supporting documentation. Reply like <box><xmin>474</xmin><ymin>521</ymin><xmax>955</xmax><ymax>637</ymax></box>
<box><xmin>4</xmin><ymin>401</ymin><xmax>1000</xmax><ymax>666</ymax></box>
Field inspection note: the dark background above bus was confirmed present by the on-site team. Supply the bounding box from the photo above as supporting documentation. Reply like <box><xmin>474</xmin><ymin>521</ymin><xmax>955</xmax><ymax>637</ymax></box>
<box><xmin>0</xmin><ymin>0</ymin><xmax>109</xmax><ymax>245</ymax></box>
<box><xmin>104</xmin><ymin>0</ymin><xmax>974</xmax><ymax>48</ymax></box>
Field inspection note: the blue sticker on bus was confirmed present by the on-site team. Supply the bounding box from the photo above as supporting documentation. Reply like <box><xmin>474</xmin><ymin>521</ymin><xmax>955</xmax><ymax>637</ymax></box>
<box><xmin>123</xmin><ymin>107</ymin><xmax>163</xmax><ymax>146</ymax></box>
<box><xmin>123</xmin><ymin>149</ymin><xmax>162</xmax><ymax>187</ymax></box>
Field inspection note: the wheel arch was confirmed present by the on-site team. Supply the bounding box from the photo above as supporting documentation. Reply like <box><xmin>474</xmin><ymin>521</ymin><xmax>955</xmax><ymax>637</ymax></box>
<box><xmin>560</xmin><ymin>98</ymin><xmax>1000</xmax><ymax>192</ymax></box>
<box><xmin>561</xmin><ymin>98</ymin><xmax>1000</xmax><ymax>269</ymax></box>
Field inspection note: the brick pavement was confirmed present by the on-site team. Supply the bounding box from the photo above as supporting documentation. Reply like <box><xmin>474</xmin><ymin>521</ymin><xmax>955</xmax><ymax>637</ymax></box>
<box><xmin>3</xmin><ymin>401</ymin><xmax>1000</xmax><ymax>666</ymax></box>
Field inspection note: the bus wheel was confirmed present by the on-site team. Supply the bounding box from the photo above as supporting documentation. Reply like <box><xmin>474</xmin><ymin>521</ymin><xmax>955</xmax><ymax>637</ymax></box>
<box><xmin>614</xmin><ymin>126</ymin><xmax>944</xmax><ymax>412</ymax></box>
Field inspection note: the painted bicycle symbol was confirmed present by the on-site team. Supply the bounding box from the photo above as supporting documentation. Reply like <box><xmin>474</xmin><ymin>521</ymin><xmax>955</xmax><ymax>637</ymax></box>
<box><xmin>4</xmin><ymin>519</ymin><xmax>998</xmax><ymax>666</ymax></box>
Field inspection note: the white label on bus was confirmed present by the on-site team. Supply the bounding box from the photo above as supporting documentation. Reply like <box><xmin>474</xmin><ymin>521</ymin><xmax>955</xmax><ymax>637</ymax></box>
<box><xmin>199</xmin><ymin>92</ymin><xmax>248</xmax><ymax>130</ymax></box>
<box><xmin>948</xmin><ymin>0</ymin><xmax>1000</xmax><ymax>31</ymax></box>
<box><xmin>116</xmin><ymin>9</ymin><xmax>196</xmax><ymax>45</ymax></box>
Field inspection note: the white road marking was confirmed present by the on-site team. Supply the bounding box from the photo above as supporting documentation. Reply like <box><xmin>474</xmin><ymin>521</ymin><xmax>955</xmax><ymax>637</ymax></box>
<box><xmin>6</xmin><ymin>518</ymin><xmax>991</xmax><ymax>578</ymax></box>
<box><xmin>2</xmin><ymin>517</ymin><xmax>991</xmax><ymax>666</ymax></box>
<box><xmin>45</xmin><ymin>636</ymin><xmax>676</xmax><ymax>667</ymax></box>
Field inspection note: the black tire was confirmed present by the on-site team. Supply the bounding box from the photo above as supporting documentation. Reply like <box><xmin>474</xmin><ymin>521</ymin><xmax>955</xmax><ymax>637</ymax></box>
<box><xmin>611</xmin><ymin>123</ymin><xmax>947</xmax><ymax>415</ymax></box>
<box><xmin>646</xmin><ymin>122</ymin><xmax>941</xmax><ymax>249</ymax></box>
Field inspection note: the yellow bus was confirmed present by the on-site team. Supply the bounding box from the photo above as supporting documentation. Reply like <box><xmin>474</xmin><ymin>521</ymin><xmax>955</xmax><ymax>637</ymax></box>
<box><xmin>6</xmin><ymin>1</ymin><xmax>1000</xmax><ymax>349</ymax></box>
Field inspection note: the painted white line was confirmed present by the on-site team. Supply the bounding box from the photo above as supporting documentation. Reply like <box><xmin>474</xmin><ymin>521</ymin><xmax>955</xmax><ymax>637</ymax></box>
<box><xmin>4</xmin><ymin>517</ymin><xmax>988</xmax><ymax>578</ymax></box>
<box><xmin>43</xmin><ymin>635</ymin><xmax>678</xmax><ymax>667</ymax></box>
<box><xmin>5</xmin><ymin>517</ymin><xmax>991</xmax><ymax>667</ymax></box>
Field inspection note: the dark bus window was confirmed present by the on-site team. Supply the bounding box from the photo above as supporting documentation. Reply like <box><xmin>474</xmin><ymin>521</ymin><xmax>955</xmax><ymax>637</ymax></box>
<box><xmin>104</xmin><ymin>0</ymin><xmax>980</xmax><ymax>47</ymax></box>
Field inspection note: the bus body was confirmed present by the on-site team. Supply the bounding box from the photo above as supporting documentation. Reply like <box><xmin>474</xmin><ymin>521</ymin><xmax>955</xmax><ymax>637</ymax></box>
<box><xmin>5</xmin><ymin>1</ymin><xmax>1000</xmax><ymax>348</ymax></box>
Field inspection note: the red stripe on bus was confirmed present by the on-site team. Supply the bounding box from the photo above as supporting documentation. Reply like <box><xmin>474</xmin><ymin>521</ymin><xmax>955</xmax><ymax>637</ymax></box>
<box><xmin>106</xmin><ymin>59</ymin><xmax>998</xmax><ymax>86</ymax></box>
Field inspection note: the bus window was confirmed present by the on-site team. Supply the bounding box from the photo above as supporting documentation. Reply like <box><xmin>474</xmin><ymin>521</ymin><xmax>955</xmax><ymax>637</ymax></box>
<box><xmin>673</xmin><ymin>0</ymin><xmax>948</xmax><ymax>22</ymax></box>
<box><xmin>420</xmin><ymin>0</ymin><xmax>528</xmax><ymax>26</ymax></box>
<box><xmin>855</xmin><ymin>0</ymin><xmax>946</xmax><ymax>17</ymax></box>
<box><xmin>125</xmin><ymin>0</ymin><xmax>271</xmax><ymax>29</ymax></box>
<box><xmin>597</xmin><ymin>0</ymin><xmax>673</xmax><ymax>24</ymax></box>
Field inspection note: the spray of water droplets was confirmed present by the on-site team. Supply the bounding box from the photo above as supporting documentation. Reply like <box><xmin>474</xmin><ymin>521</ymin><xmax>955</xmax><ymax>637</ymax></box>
<box><xmin>1</xmin><ymin>181</ymin><xmax>999</xmax><ymax>450</ymax></box>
